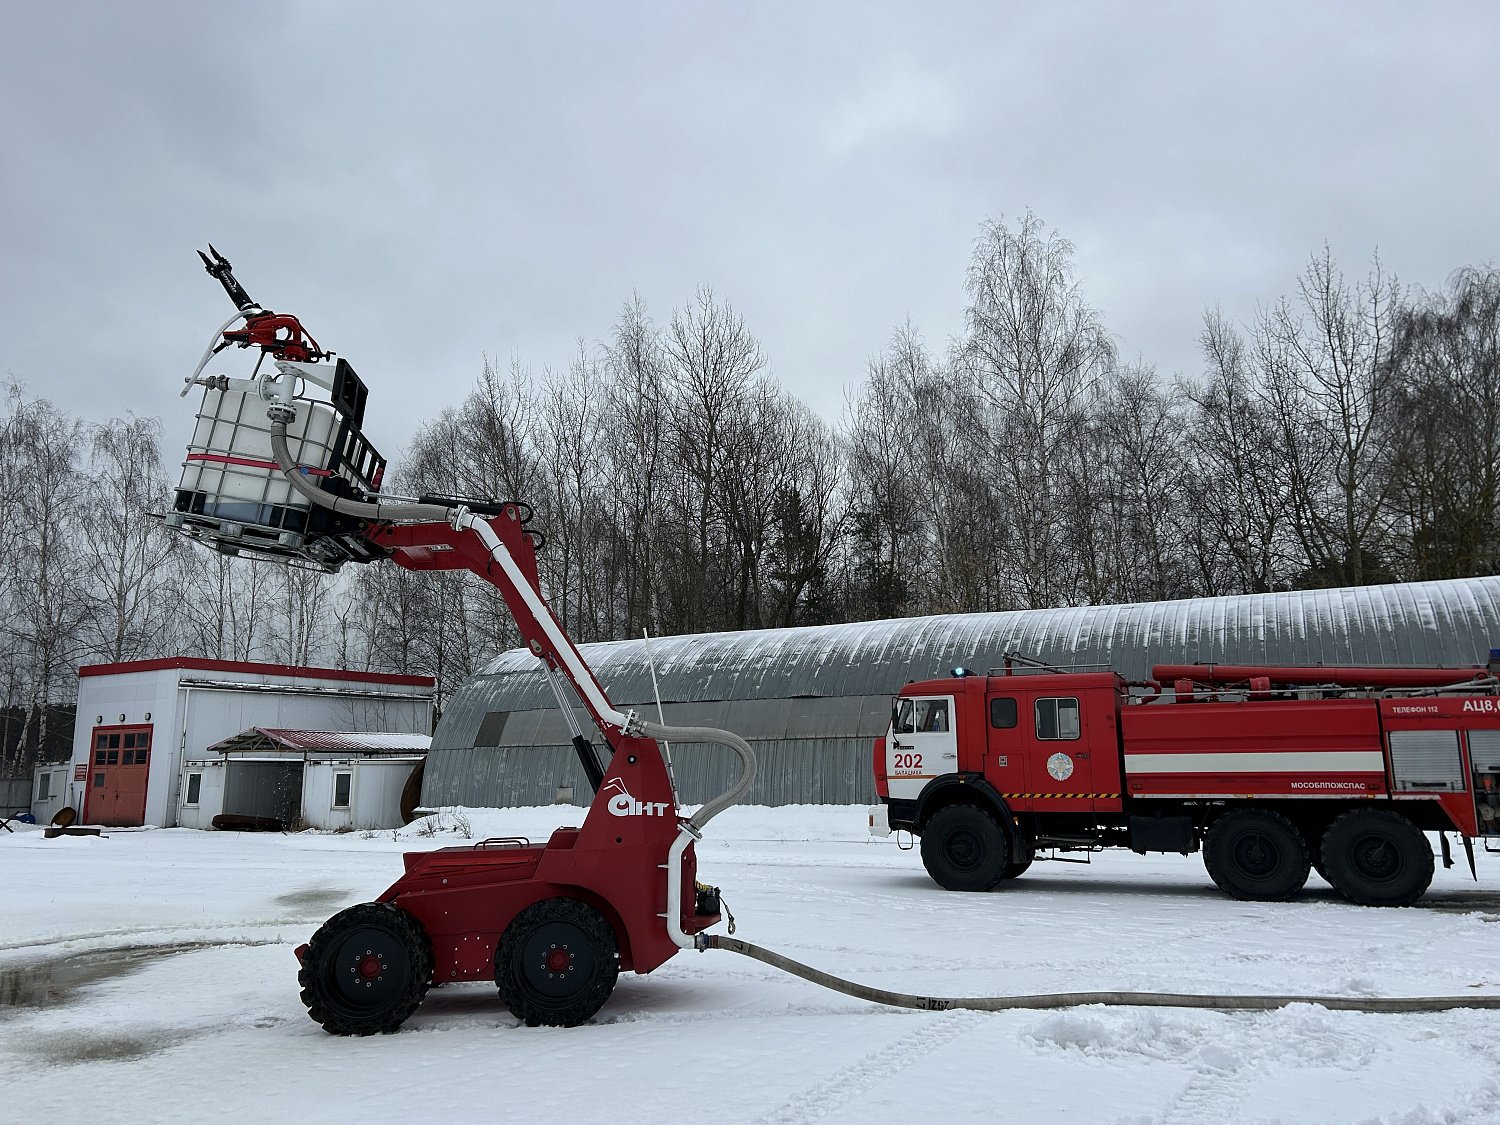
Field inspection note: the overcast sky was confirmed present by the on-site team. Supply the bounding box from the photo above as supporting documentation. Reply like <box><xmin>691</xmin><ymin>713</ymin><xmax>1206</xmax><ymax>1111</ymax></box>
<box><xmin>3</xmin><ymin>3</ymin><xmax>1496</xmax><ymax>467</ymax></box>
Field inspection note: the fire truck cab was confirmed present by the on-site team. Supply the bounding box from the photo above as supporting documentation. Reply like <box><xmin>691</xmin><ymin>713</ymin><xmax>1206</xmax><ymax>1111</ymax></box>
<box><xmin>872</xmin><ymin>657</ymin><xmax>1500</xmax><ymax>907</ymax></box>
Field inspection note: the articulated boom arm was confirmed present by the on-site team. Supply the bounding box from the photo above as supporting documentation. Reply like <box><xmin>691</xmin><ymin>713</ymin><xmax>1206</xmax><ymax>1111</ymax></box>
<box><xmin>367</xmin><ymin>511</ymin><xmax>624</xmax><ymax>789</ymax></box>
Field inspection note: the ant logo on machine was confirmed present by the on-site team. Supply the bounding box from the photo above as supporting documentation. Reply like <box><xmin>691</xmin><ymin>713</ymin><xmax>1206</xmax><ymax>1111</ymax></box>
<box><xmin>601</xmin><ymin>777</ymin><xmax>671</xmax><ymax>818</ymax></box>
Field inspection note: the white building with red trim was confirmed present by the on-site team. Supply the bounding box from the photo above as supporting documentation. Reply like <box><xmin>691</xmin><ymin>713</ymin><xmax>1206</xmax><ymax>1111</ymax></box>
<box><xmin>69</xmin><ymin>658</ymin><xmax>435</xmax><ymax>829</ymax></box>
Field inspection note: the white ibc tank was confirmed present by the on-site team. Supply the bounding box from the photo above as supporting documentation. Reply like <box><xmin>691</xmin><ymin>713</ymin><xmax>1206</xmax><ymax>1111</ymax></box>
<box><xmin>175</xmin><ymin>385</ymin><xmax>343</xmax><ymax>532</ymax></box>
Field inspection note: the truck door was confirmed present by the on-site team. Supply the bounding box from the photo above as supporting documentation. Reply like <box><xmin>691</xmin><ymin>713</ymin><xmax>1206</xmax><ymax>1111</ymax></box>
<box><xmin>886</xmin><ymin>695</ymin><xmax>957</xmax><ymax>800</ymax></box>
<box><xmin>1020</xmin><ymin>692</ymin><xmax>1096</xmax><ymax>811</ymax></box>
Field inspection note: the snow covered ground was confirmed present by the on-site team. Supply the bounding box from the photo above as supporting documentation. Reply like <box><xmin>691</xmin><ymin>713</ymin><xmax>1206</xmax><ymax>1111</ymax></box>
<box><xmin>5</xmin><ymin>805</ymin><xmax>1500</xmax><ymax>1124</ymax></box>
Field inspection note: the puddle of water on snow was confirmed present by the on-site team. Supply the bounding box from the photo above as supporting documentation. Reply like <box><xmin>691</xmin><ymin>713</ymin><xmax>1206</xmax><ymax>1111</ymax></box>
<box><xmin>273</xmin><ymin>887</ymin><xmax>355</xmax><ymax>915</ymax></box>
<box><xmin>0</xmin><ymin>941</ymin><xmax>275</xmax><ymax>1010</ymax></box>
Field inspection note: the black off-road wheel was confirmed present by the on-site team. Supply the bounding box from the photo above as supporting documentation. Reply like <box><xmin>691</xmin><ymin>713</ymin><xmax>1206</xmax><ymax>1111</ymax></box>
<box><xmin>1320</xmin><ymin>810</ymin><xmax>1434</xmax><ymax>907</ymax></box>
<box><xmin>920</xmin><ymin>805</ymin><xmax>1008</xmax><ymax>892</ymax></box>
<box><xmin>299</xmin><ymin>902</ymin><xmax>433</xmax><ymax>1035</ymax></box>
<box><xmin>1202</xmin><ymin>809</ymin><xmax>1311</xmax><ymax>901</ymax></box>
<box><xmin>495</xmin><ymin>898</ymin><xmax>619</xmax><ymax>1027</ymax></box>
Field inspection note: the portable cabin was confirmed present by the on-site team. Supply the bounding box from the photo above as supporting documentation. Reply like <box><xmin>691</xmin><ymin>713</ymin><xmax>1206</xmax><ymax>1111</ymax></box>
<box><xmin>183</xmin><ymin>727</ymin><xmax>430</xmax><ymax>831</ymax></box>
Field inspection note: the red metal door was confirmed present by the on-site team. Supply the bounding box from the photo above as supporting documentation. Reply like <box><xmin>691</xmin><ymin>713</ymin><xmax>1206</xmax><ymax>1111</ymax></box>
<box><xmin>1019</xmin><ymin>690</ymin><xmax>1097</xmax><ymax>812</ymax></box>
<box><xmin>83</xmin><ymin>725</ymin><xmax>153</xmax><ymax>826</ymax></box>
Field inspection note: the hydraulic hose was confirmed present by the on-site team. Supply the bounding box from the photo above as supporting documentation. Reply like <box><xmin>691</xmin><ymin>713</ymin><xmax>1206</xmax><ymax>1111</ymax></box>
<box><xmin>704</xmin><ymin>935</ymin><xmax>1500</xmax><ymax>1014</ymax></box>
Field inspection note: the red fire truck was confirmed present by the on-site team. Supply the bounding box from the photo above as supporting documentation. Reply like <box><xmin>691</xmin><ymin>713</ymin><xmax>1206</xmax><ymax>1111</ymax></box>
<box><xmin>871</xmin><ymin>655</ymin><xmax>1500</xmax><ymax>907</ymax></box>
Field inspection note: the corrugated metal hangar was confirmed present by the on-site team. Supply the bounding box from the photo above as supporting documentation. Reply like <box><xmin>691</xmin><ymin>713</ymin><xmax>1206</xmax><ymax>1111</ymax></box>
<box><xmin>424</xmin><ymin>576</ymin><xmax>1500</xmax><ymax>809</ymax></box>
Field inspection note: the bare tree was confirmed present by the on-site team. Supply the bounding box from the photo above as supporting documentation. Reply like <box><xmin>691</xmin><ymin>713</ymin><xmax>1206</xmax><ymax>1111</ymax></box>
<box><xmin>1180</xmin><ymin>312</ymin><xmax>1298</xmax><ymax>594</ymax></box>
<box><xmin>1256</xmin><ymin>248</ymin><xmax>1402</xmax><ymax>586</ymax></box>
<box><xmin>660</xmin><ymin>286</ymin><xmax>766</xmax><ymax>632</ymax></box>
<box><xmin>79</xmin><ymin>416</ymin><xmax>180</xmax><ymax>662</ymax></box>
<box><xmin>1384</xmin><ymin>266</ymin><xmax>1500</xmax><ymax>579</ymax></box>
<box><xmin>958</xmin><ymin>211</ymin><xmax>1116</xmax><ymax>606</ymax></box>
<box><xmin>601</xmin><ymin>295</ymin><xmax>670</xmax><ymax>636</ymax></box>
<box><xmin>841</xmin><ymin>327</ymin><xmax>929</xmax><ymax>618</ymax></box>
<box><xmin>1065</xmin><ymin>366</ymin><xmax>1195</xmax><ymax>603</ymax></box>
<box><xmin>0</xmin><ymin>386</ymin><xmax>91</xmax><ymax>779</ymax></box>
<box><xmin>173</xmin><ymin>548</ymin><xmax>277</xmax><ymax>661</ymax></box>
<box><xmin>536</xmin><ymin>346</ymin><xmax>610</xmax><ymax>637</ymax></box>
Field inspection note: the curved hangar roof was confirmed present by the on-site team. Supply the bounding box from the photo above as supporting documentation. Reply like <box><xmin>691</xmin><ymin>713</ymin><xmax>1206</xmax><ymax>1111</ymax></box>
<box><xmin>425</xmin><ymin>576</ymin><xmax>1500</xmax><ymax>808</ymax></box>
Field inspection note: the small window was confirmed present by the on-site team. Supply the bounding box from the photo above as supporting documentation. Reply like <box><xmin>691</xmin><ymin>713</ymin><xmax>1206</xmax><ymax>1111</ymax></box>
<box><xmin>185</xmin><ymin>772</ymin><xmax>202</xmax><ymax>806</ymax></box>
<box><xmin>94</xmin><ymin>750</ymin><xmax>107</xmax><ymax>765</ymax></box>
<box><xmin>474</xmin><ymin>711</ymin><xmax>509</xmax><ymax>747</ymax></box>
<box><xmin>93</xmin><ymin>773</ymin><xmax>106</xmax><ymax>788</ymax></box>
<box><xmin>914</xmin><ymin>699</ymin><xmax>949</xmax><ymax>733</ymax></box>
<box><xmin>95</xmin><ymin>734</ymin><xmax>108</xmax><ymax>750</ymax></box>
<box><xmin>108</xmin><ymin>734</ymin><xmax>120</xmax><ymax>749</ymax></box>
<box><xmin>1036</xmin><ymin>697</ymin><xmax>1081</xmax><ymax>740</ymax></box>
<box><xmin>893</xmin><ymin>699</ymin><xmax>915</xmax><ymax>735</ymax></box>
<box><xmin>37</xmin><ymin>773</ymin><xmax>51</xmax><ymax>801</ymax></box>
<box><xmin>333</xmin><ymin>772</ymin><xmax>352</xmax><ymax>809</ymax></box>
<box><xmin>124</xmin><ymin>733</ymin><xmax>137</xmax><ymax>749</ymax></box>
<box><xmin>990</xmin><ymin>698</ymin><xmax>1018</xmax><ymax>729</ymax></box>
<box><xmin>106</xmin><ymin>750</ymin><xmax>119</xmax><ymax>765</ymax></box>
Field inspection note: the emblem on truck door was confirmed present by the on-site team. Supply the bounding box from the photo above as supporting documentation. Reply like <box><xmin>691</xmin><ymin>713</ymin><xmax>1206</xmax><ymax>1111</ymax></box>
<box><xmin>1046</xmin><ymin>752</ymin><xmax>1075</xmax><ymax>781</ymax></box>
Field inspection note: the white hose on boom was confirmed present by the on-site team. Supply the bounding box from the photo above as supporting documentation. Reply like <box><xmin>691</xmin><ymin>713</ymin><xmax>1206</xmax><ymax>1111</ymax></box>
<box><xmin>267</xmin><ymin>415</ymin><xmax>758</xmax><ymax>834</ymax></box>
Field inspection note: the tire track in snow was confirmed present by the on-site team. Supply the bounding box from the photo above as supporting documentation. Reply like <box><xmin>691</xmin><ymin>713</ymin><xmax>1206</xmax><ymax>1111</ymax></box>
<box><xmin>754</xmin><ymin>1009</ymin><xmax>985</xmax><ymax>1124</ymax></box>
<box><xmin>1158</xmin><ymin>1063</ymin><xmax>1251</xmax><ymax>1125</ymax></box>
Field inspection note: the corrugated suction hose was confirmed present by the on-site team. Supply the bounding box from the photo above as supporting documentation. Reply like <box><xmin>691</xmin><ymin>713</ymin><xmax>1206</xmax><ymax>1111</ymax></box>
<box><xmin>630</xmin><ymin>720</ymin><xmax>756</xmax><ymax>831</ymax></box>
<box><xmin>703</xmin><ymin>935</ymin><xmax>1500</xmax><ymax>1013</ymax></box>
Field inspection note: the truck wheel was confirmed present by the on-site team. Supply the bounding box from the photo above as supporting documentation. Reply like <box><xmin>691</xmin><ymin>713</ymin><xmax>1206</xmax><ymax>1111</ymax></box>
<box><xmin>1202</xmin><ymin>809</ymin><xmax>1310</xmax><ymax>901</ymax></box>
<box><xmin>496</xmin><ymin>897</ymin><xmax>619</xmax><ymax>1027</ymax></box>
<box><xmin>1320</xmin><ymin>810</ymin><xmax>1434</xmax><ymax>907</ymax></box>
<box><xmin>920</xmin><ymin>805</ymin><xmax>1008</xmax><ymax>891</ymax></box>
<box><xmin>298</xmin><ymin>902</ymin><xmax>433</xmax><ymax>1035</ymax></box>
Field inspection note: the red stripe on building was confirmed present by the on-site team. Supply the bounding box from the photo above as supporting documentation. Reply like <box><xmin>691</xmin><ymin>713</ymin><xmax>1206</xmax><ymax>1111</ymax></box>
<box><xmin>79</xmin><ymin>656</ymin><xmax>433</xmax><ymax>688</ymax></box>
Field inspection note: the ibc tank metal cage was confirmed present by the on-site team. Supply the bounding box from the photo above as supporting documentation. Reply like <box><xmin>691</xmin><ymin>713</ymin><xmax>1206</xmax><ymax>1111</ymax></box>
<box><xmin>167</xmin><ymin>356</ymin><xmax>388</xmax><ymax>571</ymax></box>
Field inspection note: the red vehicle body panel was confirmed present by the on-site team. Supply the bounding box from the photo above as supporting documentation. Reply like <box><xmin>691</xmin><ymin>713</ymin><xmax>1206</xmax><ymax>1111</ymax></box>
<box><xmin>374</xmin><ymin>733</ymin><xmax>713</xmax><ymax>983</ymax></box>
<box><xmin>1120</xmin><ymin>699</ymin><xmax>1387</xmax><ymax>800</ymax></box>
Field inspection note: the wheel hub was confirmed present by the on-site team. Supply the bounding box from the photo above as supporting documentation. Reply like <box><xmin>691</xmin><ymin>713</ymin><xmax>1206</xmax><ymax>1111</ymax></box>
<box><xmin>1233</xmin><ymin>833</ymin><xmax>1279</xmax><ymax>878</ymax></box>
<box><xmin>521</xmin><ymin>921</ymin><xmax>596</xmax><ymax>998</ymax></box>
<box><xmin>1353</xmin><ymin>835</ymin><xmax>1400</xmax><ymax>881</ymax></box>
<box><xmin>330</xmin><ymin>929</ymin><xmax>409</xmax><ymax>1008</ymax></box>
<box><xmin>944</xmin><ymin>830</ymin><xmax>980</xmax><ymax>868</ymax></box>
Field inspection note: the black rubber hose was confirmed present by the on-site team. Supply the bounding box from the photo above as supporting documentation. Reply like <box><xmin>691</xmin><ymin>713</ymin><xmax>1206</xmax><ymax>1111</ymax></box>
<box><xmin>705</xmin><ymin>935</ymin><xmax>1500</xmax><ymax>1014</ymax></box>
